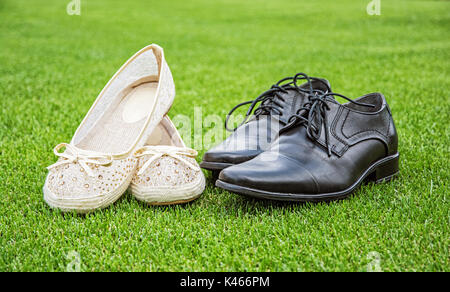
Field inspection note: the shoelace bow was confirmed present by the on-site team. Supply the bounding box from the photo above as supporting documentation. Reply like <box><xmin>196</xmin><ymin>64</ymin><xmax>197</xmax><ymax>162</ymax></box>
<box><xmin>47</xmin><ymin>143</ymin><xmax>113</xmax><ymax>177</ymax></box>
<box><xmin>224</xmin><ymin>73</ymin><xmax>329</xmax><ymax>132</ymax></box>
<box><xmin>133</xmin><ymin>146</ymin><xmax>200</xmax><ymax>176</ymax></box>
<box><xmin>282</xmin><ymin>92</ymin><xmax>376</xmax><ymax>157</ymax></box>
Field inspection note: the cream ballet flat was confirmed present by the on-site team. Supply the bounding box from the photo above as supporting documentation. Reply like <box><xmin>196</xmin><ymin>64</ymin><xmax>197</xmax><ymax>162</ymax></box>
<box><xmin>44</xmin><ymin>44</ymin><xmax>175</xmax><ymax>213</ymax></box>
<box><xmin>130</xmin><ymin>116</ymin><xmax>205</xmax><ymax>205</ymax></box>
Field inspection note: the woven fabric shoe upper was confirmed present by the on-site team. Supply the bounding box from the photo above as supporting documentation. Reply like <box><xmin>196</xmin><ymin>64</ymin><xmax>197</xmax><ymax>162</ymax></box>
<box><xmin>219</xmin><ymin>92</ymin><xmax>399</xmax><ymax>195</ymax></box>
<box><xmin>130</xmin><ymin>116</ymin><xmax>205</xmax><ymax>203</ymax></box>
<box><xmin>44</xmin><ymin>44</ymin><xmax>175</xmax><ymax>212</ymax></box>
<box><xmin>201</xmin><ymin>74</ymin><xmax>331</xmax><ymax>168</ymax></box>
<box><xmin>46</xmin><ymin>146</ymin><xmax>136</xmax><ymax>199</ymax></box>
<box><xmin>132</xmin><ymin>146</ymin><xmax>202</xmax><ymax>187</ymax></box>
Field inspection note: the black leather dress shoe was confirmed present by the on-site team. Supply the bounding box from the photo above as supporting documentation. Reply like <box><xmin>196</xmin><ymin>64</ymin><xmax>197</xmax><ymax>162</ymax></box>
<box><xmin>200</xmin><ymin>73</ymin><xmax>331</xmax><ymax>176</ymax></box>
<box><xmin>216</xmin><ymin>91</ymin><xmax>399</xmax><ymax>201</ymax></box>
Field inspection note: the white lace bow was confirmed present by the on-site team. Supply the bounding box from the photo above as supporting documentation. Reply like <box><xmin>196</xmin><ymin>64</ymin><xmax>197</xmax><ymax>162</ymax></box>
<box><xmin>47</xmin><ymin>143</ymin><xmax>113</xmax><ymax>177</ymax></box>
<box><xmin>133</xmin><ymin>146</ymin><xmax>200</xmax><ymax>176</ymax></box>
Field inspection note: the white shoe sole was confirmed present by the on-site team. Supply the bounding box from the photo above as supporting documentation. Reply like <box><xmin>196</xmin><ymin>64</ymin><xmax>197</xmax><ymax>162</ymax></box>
<box><xmin>43</xmin><ymin>174</ymin><xmax>133</xmax><ymax>214</ymax></box>
<box><xmin>130</xmin><ymin>175</ymin><xmax>205</xmax><ymax>205</ymax></box>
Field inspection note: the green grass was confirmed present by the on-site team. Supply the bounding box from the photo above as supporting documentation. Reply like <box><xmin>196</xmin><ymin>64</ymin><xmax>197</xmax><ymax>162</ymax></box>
<box><xmin>0</xmin><ymin>0</ymin><xmax>449</xmax><ymax>272</ymax></box>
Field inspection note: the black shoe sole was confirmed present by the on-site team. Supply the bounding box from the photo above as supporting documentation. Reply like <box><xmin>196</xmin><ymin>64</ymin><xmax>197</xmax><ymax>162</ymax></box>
<box><xmin>200</xmin><ymin>161</ymin><xmax>234</xmax><ymax>171</ymax></box>
<box><xmin>200</xmin><ymin>161</ymin><xmax>235</xmax><ymax>181</ymax></box>
<box><xmin>215</xmin><ymin>153</ymin><xmax>399</xmax><ymax>202</ymax></box>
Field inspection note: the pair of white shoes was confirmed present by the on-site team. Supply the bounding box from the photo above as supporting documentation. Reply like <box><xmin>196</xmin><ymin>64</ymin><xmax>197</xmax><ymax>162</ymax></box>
<box><xmin>44</xmin><ymin>45</ymin><xmax>205</xmax><ymax>213</ymax></box>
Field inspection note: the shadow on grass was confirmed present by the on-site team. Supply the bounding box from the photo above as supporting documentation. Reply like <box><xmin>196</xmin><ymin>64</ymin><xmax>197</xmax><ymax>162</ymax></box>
<box><xmin>201</xmin><ymin>172</ymin><xmax>403</xmax><ymax>216</ymax></box>
<box><xmin>202</xmin><ymin>169</ymin><xmax>340</xmax><ymax>214</ymax></box>
<box><xmin>183</xmin><ymin>150</ymin><xmax>402</xmax><ymax>216</ymax></box>
<box><xmin>47</xmin><ymin>173</ymin><xmax>402</xmax><ymax>218</ymax></box>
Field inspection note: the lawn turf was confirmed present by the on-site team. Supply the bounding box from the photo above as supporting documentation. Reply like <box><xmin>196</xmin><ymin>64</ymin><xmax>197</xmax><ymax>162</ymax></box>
<box><xmin>0</xmin><ymin>0</ymin><xmax>448</xmax><ymax>271</ymax></box>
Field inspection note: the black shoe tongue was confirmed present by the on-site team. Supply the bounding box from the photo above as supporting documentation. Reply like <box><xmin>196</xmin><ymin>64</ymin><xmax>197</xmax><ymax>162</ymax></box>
<box><xmin>272</xmin><ymin>89</ymin><xmax>309</xmax><ymax>125</ymax></box>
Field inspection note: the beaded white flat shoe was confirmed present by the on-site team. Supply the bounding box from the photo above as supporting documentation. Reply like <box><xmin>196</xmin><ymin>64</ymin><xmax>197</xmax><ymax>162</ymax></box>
<box><xmin>130</xmin><ymin>116</ymin><xmax>205</xmax><ymax>205</ymax></box>
<box><xmin>44</xmin><ymin>44</ymin><xmax>175</xmax><ymax>213</ymax></box>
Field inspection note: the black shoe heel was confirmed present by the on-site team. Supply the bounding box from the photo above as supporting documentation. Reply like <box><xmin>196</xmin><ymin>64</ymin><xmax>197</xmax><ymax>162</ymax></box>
<box><xmin>206</xmin><ymin>169</ymin><xmax>221</xmax><ymax>185</ymax></box>
<box><xmin>368</xmin><ymin>154</ymin><xmax>399</xmax><ymax>183</ymax></box>
<box><xmin>211</xmin><ymin>170</ymin><xmax>221</xmax><ymax>181</ymax></box>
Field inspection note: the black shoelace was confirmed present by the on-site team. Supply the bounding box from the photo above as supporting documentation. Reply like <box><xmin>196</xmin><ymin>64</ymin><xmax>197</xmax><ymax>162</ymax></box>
<box><xmin>282</xmin><ymin>92</ymin><xmax>376</xmax><ymax>157</ymax></box>
<box><xmin>224</xmin><ymin>73</ymin><xmax>329</xmax><ymax>132</ymax></box>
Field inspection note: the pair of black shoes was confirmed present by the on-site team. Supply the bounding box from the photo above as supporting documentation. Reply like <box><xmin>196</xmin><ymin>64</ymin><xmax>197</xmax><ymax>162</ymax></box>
<box><xmin>200</xmin><ymin>73</ymin><xmax>399</xmax><ymax>202</ymax></box>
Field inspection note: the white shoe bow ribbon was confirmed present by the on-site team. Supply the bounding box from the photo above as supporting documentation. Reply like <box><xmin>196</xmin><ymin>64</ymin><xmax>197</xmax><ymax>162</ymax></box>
<box><xmin>47</xmin><ymin>143</ymin><xmax>114</xmax><ymax>177</ymax></box>
<box><xmin>133</xmin><ymin>146</ymin><xmax>200</xmax><ymax>176</ymax></box>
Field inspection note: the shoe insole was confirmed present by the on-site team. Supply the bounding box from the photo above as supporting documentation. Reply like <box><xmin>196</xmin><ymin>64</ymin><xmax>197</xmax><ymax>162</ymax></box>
<box><xmin>76</xmin><ymin>82</ymin><xmax>158</xmax><ymax>154</ymax></box>
<box><xmin>146</xmin><ymin>117</ymin><xmax>181</xmax><ymax>147</ymax></box>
